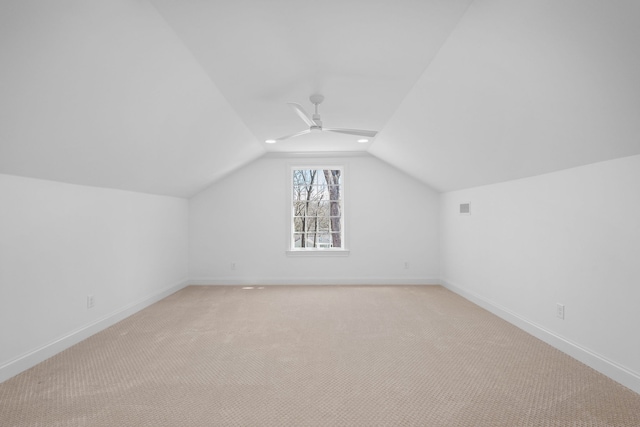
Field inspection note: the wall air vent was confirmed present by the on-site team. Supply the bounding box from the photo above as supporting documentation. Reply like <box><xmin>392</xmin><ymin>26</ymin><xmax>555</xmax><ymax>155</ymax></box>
<box><xmin>459</xmin><ymin>202</ymin><xmax>471</xmax><ymax>215</ymax></box>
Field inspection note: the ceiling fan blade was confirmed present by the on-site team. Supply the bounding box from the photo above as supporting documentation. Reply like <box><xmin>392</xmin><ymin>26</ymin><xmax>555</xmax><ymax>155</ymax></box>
<box><xmin>324</xmin><ymin>128</ymin><xmax>378</xmax><ymax>138</ymax></box>
<box><xmin>287</xmin><ymin>102</ymin><xmax>317</xmax><ymax>127</ymax></box>
<box><xmin>276</xmin><ymin>129</ymin><xmax>311</xmax><ymax>141</ymax></box>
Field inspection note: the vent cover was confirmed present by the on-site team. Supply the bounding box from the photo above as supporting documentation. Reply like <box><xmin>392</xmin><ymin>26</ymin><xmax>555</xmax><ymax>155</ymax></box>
<box><xmin>459</xmin><ymin>202</ymin><xmax>471</xmax><ymax>215</ymax></box>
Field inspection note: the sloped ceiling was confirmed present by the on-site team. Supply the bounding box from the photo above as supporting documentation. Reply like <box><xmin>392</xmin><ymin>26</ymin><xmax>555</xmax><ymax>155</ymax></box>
<box><xmin>0</xmin><ymin>0</ymin><xmax>264</xmax><ymax>197</ymax></box>
<box><xmin>370</xmin><ymin>0</ymin><xmax>640</xmax><ymax>191</ymax></box>
<box><xmin>148</xmin><ymin>0</ymin><xmax>473</xmax><ymax>154</ymax></box>
<box><xmin>1</xmin><ymin>0</ymin><xmax>639</xmax><ymax>197</ymax></box>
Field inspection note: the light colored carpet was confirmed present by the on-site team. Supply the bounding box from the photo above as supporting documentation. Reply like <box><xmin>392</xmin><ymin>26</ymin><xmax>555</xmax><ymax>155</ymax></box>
<box><xmin>1</xmin><ymin>285</ymin><xmax>639</xmax><ymax>426</ymax></box>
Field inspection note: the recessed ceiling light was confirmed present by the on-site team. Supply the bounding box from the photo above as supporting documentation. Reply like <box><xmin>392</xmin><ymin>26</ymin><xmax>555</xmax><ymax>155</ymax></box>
<box><xmin>265</xmin><ymin>139</ymin><xmax>276</xmax><ymax>144</ymax></box>
<box><xmin>357</xmin><ymin>138</ymin><xmax>369</xmax><ymax>143</ymax></box>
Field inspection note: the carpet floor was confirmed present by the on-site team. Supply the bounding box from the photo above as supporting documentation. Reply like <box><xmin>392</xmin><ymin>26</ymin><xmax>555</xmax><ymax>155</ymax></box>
<box><xmin>1</xmin><ymin>285</ymin><xmax>639</xmax><ymax>426</ymax></box>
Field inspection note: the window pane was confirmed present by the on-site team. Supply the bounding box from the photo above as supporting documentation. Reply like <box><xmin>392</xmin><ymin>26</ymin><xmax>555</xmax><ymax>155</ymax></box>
<box><xmin>307</xmin><ymin>233</ymin><xmax>317</xmax><ymax>247</ymax></box>
<box><xmin>315</xmin><ymin>172</ymin><xmax>327</xmax><ymax>186</ymax></box>
<box><xmin>316</xmin><ymin>233</ymin><xmax>331</xmax><ymax>248</ymax></box>
<box><xmin>292</xmin><ymin>168</ymin><xmax>343</xmax><ymax>250</ymax></box>
<box><xmin>293</xmin><ymin>187</ymin><xmax>307</xmax><ymax>201</ymax></box>
<box><xmin>307</xmin><ymin>201</ymin><xmax>321</xmax><ymax>214</ymax></box>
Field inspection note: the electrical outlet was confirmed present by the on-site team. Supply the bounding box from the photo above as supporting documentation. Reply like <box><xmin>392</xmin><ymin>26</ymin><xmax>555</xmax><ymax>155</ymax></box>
<box><xmin>87</xmin><ymin>295</ymin><xmax>95</xmax><ymax>309</ymax></box>
<box><xmin>231</xmin><ymin>262</ymin><xmax>236</xmax><ymax>270</ymax></box>
<box><xmin>404</xmin><ymin>261</ymin><xmax>409</xmax><ymax>269</ymax></box>
<box><xmin>556</xmin><ymin>303</ymin><xmax>565</xmax><ymax>319</ymax></box>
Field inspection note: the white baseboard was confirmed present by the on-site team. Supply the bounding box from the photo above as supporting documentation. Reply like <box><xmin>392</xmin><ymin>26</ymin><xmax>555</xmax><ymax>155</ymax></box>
<box><xmin>440</xmin><ymin>278</ymin><xmax>640</xmax><ymax>395</ymax></box>
<box><xmin>0</xmin><ymin>279</ymin><xmax>189</xmax><ymax>384</ymax></box>
<box><xmin>189</xmin><ymin>277</ymin><xmax>440</xmax><ymax>286</ymax></box>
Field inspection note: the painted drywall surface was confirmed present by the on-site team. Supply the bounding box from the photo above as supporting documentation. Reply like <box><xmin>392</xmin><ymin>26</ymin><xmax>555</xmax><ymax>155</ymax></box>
<box><xmin>0</xmin><ymin>174</ymin><xmax>188</xmax><ymax>370</ymax></box>
<box><xmin>440</xmin><ymin>155</ymin><xmax>640</xmax><ymax>379</ymax></box>
<box><xmin>189</xmin><ymin>154</ymin><xmax>439</xmax><ymax>284</ymax></box>
<box><xmin>0</xmin><ymin>0</ymin><xmax>264</xmax><ymax>198</ymax></box>
<box><xmin>370</xmin><ymin>0</ymin><xmax>640</xmax><ymax>192</ymax></box>
<box><xmin>149</xmin><ymin>0</ymin><xmax>473</xmax><ymax>153</ymax></box>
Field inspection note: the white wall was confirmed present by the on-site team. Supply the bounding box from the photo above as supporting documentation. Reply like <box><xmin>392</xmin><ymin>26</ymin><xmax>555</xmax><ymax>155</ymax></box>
<box><xmin>440</xmin><ymin>154</ymin><xmax>640</xmax><ymax>393</ymax></box>
<box><xmin>0</xmin><ymin>174</ymin><xmax>189</xmax><ymax>381</ymax></box>
<box><xmin>189</xmin><ymin>154</ymin><xmax>439</xmax><ymax>285</ymax></box>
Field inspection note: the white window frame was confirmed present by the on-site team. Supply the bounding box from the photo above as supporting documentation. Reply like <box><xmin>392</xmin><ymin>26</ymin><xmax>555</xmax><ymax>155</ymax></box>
<box><xmin>286</xmin><ymin>163</ymin><xmax>349</xmax><ymax>257</ymax></box>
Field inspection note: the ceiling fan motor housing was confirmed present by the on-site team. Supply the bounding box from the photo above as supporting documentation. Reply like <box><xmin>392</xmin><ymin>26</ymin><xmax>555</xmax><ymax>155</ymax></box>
<box><xmin>309</xmin><ymin>94</ymin><xmax>325</xmax><ymax>105</ymax></box>
<box><xmin>309</xmin><ymin>94</ymin><xmax>324</xmax><ymax>127</ymax></box>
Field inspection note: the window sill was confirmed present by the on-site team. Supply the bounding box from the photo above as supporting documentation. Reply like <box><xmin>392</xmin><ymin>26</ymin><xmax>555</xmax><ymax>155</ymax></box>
<box><xmin>286</xmin><ymin>249</ymin><xmax>350</xmax><ymax>257</ymax></box>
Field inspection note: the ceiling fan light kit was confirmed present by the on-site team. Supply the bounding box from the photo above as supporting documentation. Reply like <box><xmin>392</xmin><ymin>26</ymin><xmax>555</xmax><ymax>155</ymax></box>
<box><xmin>268</xmin><ymin>94</ymin><xmax>378</xmax><ymax>143</ymax></box>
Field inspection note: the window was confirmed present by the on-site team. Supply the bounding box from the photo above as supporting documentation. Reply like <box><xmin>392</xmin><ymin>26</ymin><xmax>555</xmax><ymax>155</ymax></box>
<box><xmin>290</xmin><ymin>167</ymin><xmax>345</xmax><ymax>251</ymax></box>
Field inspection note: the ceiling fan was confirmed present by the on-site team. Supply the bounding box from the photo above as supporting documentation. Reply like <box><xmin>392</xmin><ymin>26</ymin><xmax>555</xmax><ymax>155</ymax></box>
<box><xmin>270</xmin><ymin>94</ymin><xmax>378</xmax><ymax>142</ymax></box>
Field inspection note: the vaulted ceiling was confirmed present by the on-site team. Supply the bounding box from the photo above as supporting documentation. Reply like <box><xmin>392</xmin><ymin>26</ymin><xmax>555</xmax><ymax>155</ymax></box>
<box><xmin>1</xmin><ymin>0</ymin><xmax>639</xmax><ymax>197</ymax></box>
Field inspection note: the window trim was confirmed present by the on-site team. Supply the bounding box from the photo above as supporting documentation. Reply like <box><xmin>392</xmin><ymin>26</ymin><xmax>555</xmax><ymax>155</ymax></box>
<box><xmin>286</xmin><ymin>163</ymin><xmax>350</xmax><ymax>256</ymax></box>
